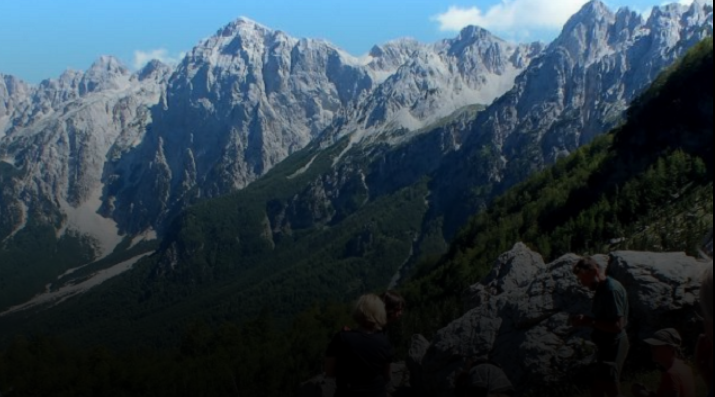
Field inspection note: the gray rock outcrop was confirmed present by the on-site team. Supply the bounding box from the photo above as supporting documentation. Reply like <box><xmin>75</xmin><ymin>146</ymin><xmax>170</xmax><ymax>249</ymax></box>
<box><xmin>415</xmin><ymin>243</ymin><xmax>708</xmax><ymax>394</ymax></box>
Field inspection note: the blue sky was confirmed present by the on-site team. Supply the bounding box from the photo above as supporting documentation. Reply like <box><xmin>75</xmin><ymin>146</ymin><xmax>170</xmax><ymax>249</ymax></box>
<box><xmin>0</xmin><ymin>0</ymin><xmax>690</xmax><ymax>83</ymax></box>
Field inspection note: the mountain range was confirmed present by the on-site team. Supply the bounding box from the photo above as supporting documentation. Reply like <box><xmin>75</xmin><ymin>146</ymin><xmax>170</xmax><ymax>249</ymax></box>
<box><xmin>0</xmin><ymin>21</ymin><xmax>711</xmax><ymax>397</ymax></box>
<box><xmin>0</xmin><ymin>0</ymin><xmax>712</xmax><ymax>339</ymax></box>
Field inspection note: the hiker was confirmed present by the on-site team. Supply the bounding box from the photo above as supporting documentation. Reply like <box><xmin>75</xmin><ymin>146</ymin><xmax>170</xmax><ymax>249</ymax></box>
<box><xmin>325</xmin><ymin>294</ymin><xmax>394</xmax><ymax>397</ymax></box>
<box><xmin>571</xmin><ymin>257</ymin><xmax>630</xmax><ymax>397</ymax></box>
<box><xmin>631</xmin><ymin>329</ymin><xmax>696</xmax><ymax>397</ymax></box>
<box><xmin>454</xmin><ymin>363</ymin><xmax>515</xmax><ymax>397</ymax></box>
<box><xmin>699</xmin><ymin>263</ymin><xmax>713</xmax><ymax>397</ymax></box>
<box><xmin>381</xmin><ymin>291</ymin><xmax>406</xmax><ymax>325</ymax></box>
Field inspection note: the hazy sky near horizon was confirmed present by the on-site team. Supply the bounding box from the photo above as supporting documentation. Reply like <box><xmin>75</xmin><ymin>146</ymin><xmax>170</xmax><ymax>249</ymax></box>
<box><xmin>0</xmin><ymin>0</ymin><xmax>698</xmax><ymax>83</ymax></box>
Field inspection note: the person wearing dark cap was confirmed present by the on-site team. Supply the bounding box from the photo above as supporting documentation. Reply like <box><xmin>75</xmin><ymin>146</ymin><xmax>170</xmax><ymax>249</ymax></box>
<box><xmin>454</xmin><ymin>363</ymin><xmax>515</xmax><ymax>397</ymax></box>
<box><xmin>631</xmin><ymin>329</ymin><xmax>696</xmax><ymax>397</ymax></box>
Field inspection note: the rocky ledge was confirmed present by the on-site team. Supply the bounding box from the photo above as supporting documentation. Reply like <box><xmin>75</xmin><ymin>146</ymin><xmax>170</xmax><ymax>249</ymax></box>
<box><xmin>301</xmin><ymin>243</ymin><xmax>709</xmax><ymax>396</ymax></box>
<box><xmin>414</xmin><ymin>243</ymin><xmax>708</xmax><ymax>395</ymax></box>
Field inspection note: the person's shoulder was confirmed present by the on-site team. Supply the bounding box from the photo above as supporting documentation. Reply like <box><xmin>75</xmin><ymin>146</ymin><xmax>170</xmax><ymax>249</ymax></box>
<box><xmin>662</xmin><ymin>361</ymin><xmax>691</xmax><ymax>387</ymax></box>
<box><xmin>606</xmin><ymin>276</ymin><xmax>626</xmax><ymax>291</ymax></box>
<box><xmin>671</xmin><ymin>359</ymin><xmax>694</xmax><ymax>377</ymax></box>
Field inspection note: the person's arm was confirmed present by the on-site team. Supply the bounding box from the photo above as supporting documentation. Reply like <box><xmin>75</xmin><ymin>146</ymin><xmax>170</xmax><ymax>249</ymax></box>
<box><xmin>325</xmin><ymin>357</ymin><xmax>337</xmax><ymax>379</ymax></box>
<box><xmin>571</xmin><ymin>315</ymin><xmax>626</xmax><ymax>334</ymax></box>
<box><xmin>592</xmin><ymin>316</ymin><xmax>626</xmax><ymax>334</ymax></box>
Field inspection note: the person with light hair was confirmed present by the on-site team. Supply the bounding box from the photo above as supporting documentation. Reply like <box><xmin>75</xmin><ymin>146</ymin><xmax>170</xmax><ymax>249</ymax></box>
<box><xmin>325</xmin><ymin>294</ymin><xmax>394</xmax><ymax>397</ymax></box>
<box><xmin>699</xmin><ymin>263</ymin><xmax>713</xmax><ymax>397</ymax></box>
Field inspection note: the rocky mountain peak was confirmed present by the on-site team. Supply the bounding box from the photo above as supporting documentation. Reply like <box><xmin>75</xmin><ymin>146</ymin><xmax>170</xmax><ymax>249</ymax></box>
<box><xmin>455</xmin><ymin>25</ymin><xmax>497</xmax><ymax>43</ymax></box>
<box><xmin>369</xmin><ymin>38</ymin><xmax>421</xmax><ymax>59</ymax></box>
<box><xmin>613</xmin><ymin>7</ymin><xmax>644</xmax><ymax>39</ymax></box>
<box><xmin>1</xmin><ymin>75</ymin><xmax>31</xmax><ymax>132</ymax></box>
<box><xmin>444</xmin><ymin>25</ymin><xmax>509</xmax><ymax>58</ymax></box>
<box><xmin>555</xmin><ymin>1</ymin><xmax>617</xmax><ymax>59</ymax></box>
<box><xmin>57</xmin><ymin>69</ymin><xmax>84</xmax><ymax>85</ymax></box>
<box><xmin>91</xmin><ymin>55</ymin><xmax>127</xmax><ymax>71</ymax></box>
<box><xmin>369</xmin><ymin>44</ymin><xmax>386</xmax><ymax>58</ymax></box>
<box><xmin>647</xmin><ymin>0</ymin><xmax>712</xmax><ymax>31</ymax></box>
<box><xmin>366</xmin><ymin>39</ymin><xmax>424</xmax><ymax>80</ymax></box>
<box><xmin>1</xmin><ymin>74</ymin><xmax>30</xmax><ymax>103</ymax></box>
<box><xmin>137</xmin><ymin>60</ymin><xmax>172</xmax><ymax>82</ymax></box>
<box><xmin>676</xmin><ymin>0</ymin><xmax>713</xmax><ymax>25</ymax></box>
<box><xmin>78</xmin><ymin>56</ymin><xmax>131</xmax><ymax>95</ymax></box>
<box><xmin>572</xmin><ymin>0</ymin><xmax>614</xmax><ymax>21</ymax></box>
<box><xmin>219</xmin><ymin>17</ymin><xmax>273</xmax><ymax>38</ymax></box>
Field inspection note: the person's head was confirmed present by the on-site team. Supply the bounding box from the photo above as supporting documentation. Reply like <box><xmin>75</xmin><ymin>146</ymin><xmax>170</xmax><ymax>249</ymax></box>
<box><xmin>701</xmin><ymin>262</ymin><xmax>713</xmax><ymax>342</ymax></box>
<box><xmin>381</xmin><ymin>290</ymin><xmax>406</xmax><ymax>323</ymax></box>
<box><xmin>644</xmin><ymin>329</ymin><xmax>682</xmax><ymax>368</ymax></box>
<box><xmin>353</xmin><ymin>294</ymin><xmax>388</xmax><ymax>332</ymax></box>
<box><xmin>573</xmin><ymin>257</ymin><xmax>605</xmax><ymax>291</ymax></box>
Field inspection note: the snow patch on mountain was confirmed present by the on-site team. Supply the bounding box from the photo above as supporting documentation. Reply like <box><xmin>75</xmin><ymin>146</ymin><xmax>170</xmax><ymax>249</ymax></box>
<box><xmin>0</xmin><ymin>253</ymin><xmax>152</xmax><ymax>317</ymax></box>
<box><xmin>129</xmin><ymin>229</ymin><xmax>158</xmax><ymax>250</ymax></box>
<box><xmin>288</xmin><ymin>155</ymin><xmax>319</xmax><ymax>179</ymax></box>
<box><xmin>1</xmin><ymin>202</ymin><xmax>28</xmax><ymax>243</ymax></box>
<box><xmin>0</xmin><ymin>116</ymin><xmax>8</xmax><ymax>138</ymax></box>
<box><xmin>59</xmin><ymin>187</ymin><xmax>123</xmax><ymax>259</ymax></box>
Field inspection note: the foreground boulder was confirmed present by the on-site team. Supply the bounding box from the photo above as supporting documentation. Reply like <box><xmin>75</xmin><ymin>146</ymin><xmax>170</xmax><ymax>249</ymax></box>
<box><xmin>415</xmin><ymin>243</ymin><xmax>708</xmax><ymax>395</ymax></box>
<box><xmin>609</xmin><ymin>251</ymin><xmax>706</xmax><ymax>343</ymax></box>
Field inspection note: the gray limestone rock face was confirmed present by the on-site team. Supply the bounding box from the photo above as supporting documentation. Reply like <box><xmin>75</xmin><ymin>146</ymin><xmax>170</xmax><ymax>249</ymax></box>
<box><xmin>608</xmin><ymin>251</ymin><xmax>708</xmax><ymax>342</ymax></box>
<box><xmin>407</xmin><ymin>334</ymin><xmax>431</xmax><ymax>390</ymax></box>
<box><xmin>418</xmin><ymin>243</ymin><xmax>707</xmax><ymax>394</ymax></box>
<box><xmin>103</xmin><ymin>19</ymin><xmax>379</xmax><ymax>234</ymax></box>
<box><xmin>0</xmin><ymin>75</ymin><xmax>31</xmax><ymax>124</ymax></box>
<box><xmin>324</xmin><ymin>27</ymin><xmax>544</xmax><ymax>148</ymax></box>
<box><xmin>0</xmin><ymin>58</ymin><xmax>171</xmax><ymax>256</ymax></box>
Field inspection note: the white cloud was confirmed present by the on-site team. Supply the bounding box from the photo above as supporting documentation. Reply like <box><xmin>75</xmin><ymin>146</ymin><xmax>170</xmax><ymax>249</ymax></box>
<box><xmin>432</xmin><ymin>0</ymin><xmax>590</xmax><ymax>34</ymax></box>
<box><xmin>132</xmin><ymin>49</ymin><xmax>182</xmax><ymax>70</ymax></box>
